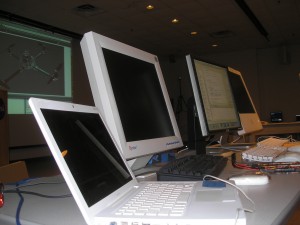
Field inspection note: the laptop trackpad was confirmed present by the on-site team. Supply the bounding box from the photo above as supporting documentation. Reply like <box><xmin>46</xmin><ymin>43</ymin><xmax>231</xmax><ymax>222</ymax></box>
<box><xmin>196</xmin><ymin>189</ymin><xmax>235</xmax><ymax>202</ymax></box>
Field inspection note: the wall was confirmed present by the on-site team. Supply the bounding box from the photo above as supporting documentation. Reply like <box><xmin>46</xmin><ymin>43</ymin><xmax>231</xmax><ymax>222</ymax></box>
<box><xmin>256</xmin><ymin>45</ymin><xmax>300</xmax><ymax>122</ymax></box>
<box><xmin>0</xmin><ymin>89</ymin><xmax>9</xmax><ymax>166</ymax></box>
<box><xmin>71</xmin><ymin>39</ymin><xmax>94</xmax><ymax>106</ymax></box>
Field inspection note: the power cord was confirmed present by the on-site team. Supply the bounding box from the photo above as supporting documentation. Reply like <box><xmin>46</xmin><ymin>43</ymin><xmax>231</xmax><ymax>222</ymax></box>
<box><xmin>15</xmin><ymin>183</ymin><xmax>24</xmax><ymax>225</ymax></box>
<box><xmin>203</xmin><ymin>175</ymin><xmax>256</xmax><ymax>213</ymax></box>
<box><xmin>3</xmin><ymin>178</ymin><xmax>71</xmax><ymax>225</ymax></box>
<box><xmin>203</xmin><ymin>175</ymin><xmax>255</xmax><ymax>225</ymax></box>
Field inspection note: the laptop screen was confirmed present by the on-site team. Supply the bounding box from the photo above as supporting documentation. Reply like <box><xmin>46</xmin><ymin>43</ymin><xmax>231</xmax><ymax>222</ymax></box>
<box><xmin>41</xmin><ymin>109</ymin><xmax>132</xmax><ymax>207</ymax></box>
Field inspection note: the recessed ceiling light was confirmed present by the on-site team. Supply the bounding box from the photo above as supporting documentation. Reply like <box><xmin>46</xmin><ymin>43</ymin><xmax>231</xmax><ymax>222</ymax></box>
<box><xmin>191</xmin><ymin>31</ymin><xmax>198</xmax><ymax>35</ymax></box>
<box><xmin>172</xmin><ymin>18</ymin><xmax>179</xmax><ymax>23</ymax></box>
<box><xmin>146</xmin><ymin>5</ymin><xmax>154</xmax><ymax>10</ymax></box>
<box><xmin>212</xmin><ymin>44</ymin><xmax>219</xmax><ymax>47</ymax></box>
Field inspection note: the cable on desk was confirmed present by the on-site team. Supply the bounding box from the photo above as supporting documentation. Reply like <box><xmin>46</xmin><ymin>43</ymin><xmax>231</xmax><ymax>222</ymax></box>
<box><xmin>219</xmin><ymin>135</ymin><xmax>243</xmax><ymax>145</ymax></box>
<box><xmin>204</xmin><ymin>175</ymin><xmax>255</xmax><ymax>225</ymax></box>
<box><xmin>4</xmin><ymin>179</ymin><xmax>67</xmax><ymax>191</ymax></box>
<box><xmin>234</xmin><ymin>208</ymin><xmax>244</xmax><ymax>225</ymax></box>
<box><xmin>3</xmin><ymin>178</ymin><xmax>72</xmax><ymax>225</ymax></box>
<box><xmin>203</xmin><ymin>175</ymin><xmax>256</xmax><ymax>214</ymax></box>
<box><xmin>4</xmin><ymin>190</ymin><xmax>72</xmax><ymax>198</ymax></box>
<box><xmin>256</xmin><ymin>135</ymin><xmax>296</xmax><ymax>143</ymax></box>
<box><xmin>231</xmin><ymin>153</ymin><xmax>259</xmax><ymax>171</ymax></box>
<box><xmin>0</xmin><ymin>182</ymin><xmax>4</xmax><ymax>208</ymax></box>
<box><xmin>5</xmin><ymin>177</ymin><xmax>38</xmax><ymax>186</ymax></box>
<box><xmin>16</xmin><ymin>183</ymin><xmax>24</xmax><ymax>225</ymax></box>
<box><xmin>232</xmin><ymin>160</ymin><xmax>259</xmax><ymax>171</ymax></box>
<box><xmin>231</xmin><ymin>152</ymin><xmax>300</xmax><ymax>173</ymax></box>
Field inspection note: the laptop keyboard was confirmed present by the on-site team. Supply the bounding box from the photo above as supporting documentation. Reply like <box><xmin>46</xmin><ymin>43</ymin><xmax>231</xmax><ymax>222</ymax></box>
<box><xmin>115</xmin><ymin>182</ymin><xmax>195</xmax><ymax>217</ymax></box>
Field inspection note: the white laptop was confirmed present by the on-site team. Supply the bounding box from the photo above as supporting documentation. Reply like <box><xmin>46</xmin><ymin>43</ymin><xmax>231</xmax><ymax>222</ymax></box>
<box><xmin>29</xmin><ymin>97</ymin><xmax>246</xmax><ymax>225</ymax></box>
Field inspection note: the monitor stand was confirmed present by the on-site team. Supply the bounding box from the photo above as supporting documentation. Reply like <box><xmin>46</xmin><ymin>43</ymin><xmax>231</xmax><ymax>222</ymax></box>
<box><xmin>187</xmin><ymin>97</ymin><xmax>208</xmax><ymax>155</ymax></box>
<box><xmin>206</xmin><ymin>132</ymin><xmax>255</xmax><ymax>154</ymax></box>
<box><xmin>127</xmin><ymin>155</ymin><xmax>153</xmax><ymax>172</ymax></box>
<box><xmin>220</xmin><ymin>132</ymin><xmax>255</xmax><ymax>148</ymax></box>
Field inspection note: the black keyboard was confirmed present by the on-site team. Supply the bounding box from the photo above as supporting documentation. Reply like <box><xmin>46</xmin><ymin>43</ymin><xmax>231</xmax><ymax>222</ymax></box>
<box><xmin>157</xmin><ymin>154</ymin><xmax>228</xmax><ymax>181</ymax></box>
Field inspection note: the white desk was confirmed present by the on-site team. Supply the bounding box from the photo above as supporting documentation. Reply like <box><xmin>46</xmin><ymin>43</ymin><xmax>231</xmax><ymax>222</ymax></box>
<box><xmin>1</xmin><ymin>160</ymin><xmax>300</xmax><ymax>225</ymax></box>
<box><xmin>0</xmin><ymin>176</ymin><xmax>86</xmax><ymax>225</ymax></box>
<box><xmin>220</xmin><ymin>160</ymin><xmax>300</xmax><ymax>225</ymax></box>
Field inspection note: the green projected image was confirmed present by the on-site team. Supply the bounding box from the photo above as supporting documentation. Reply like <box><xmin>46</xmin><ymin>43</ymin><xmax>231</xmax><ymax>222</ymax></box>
<box><xmin>0</xmin><ymin>19</ymin><xmax>72</xmax><ymax>114</ymax></box>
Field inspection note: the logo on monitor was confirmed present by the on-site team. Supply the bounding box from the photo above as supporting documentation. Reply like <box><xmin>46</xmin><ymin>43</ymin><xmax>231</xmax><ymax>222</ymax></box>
<box><xmin>166</xmin><ymin>141</ymin><xmax>180</xmax><ymax>146</ymax></box>
<box><xmin>129</xmin><ymin>145</ymin><xmax>137</xmax><ymax>151</ymax></box>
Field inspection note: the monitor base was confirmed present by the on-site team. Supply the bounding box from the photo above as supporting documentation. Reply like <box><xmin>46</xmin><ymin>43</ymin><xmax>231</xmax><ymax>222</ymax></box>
<box><xmin>206</xmin><ymin>142</ymin><xmax>255</xmax><ymax>154</ymax></box>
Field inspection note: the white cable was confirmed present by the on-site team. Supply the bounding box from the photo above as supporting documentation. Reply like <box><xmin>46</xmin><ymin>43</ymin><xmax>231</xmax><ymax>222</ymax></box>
<box><xmin>234</xmin><ymin>208</ymin><xmax>243</xmax><ymax>225</ymax></box>
<box><xmin>256</xmin><ymin>135</ymin><xmax>290</xmax><ymax>143</ymax></box>
<box><xmin>203</xmin><ymin>175</ymin><xmax>256</xmax><ymax>213</ymax></box>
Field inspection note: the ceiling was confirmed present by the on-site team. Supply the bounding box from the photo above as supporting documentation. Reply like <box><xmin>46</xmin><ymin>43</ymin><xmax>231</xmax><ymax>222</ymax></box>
<box><xmin>1</xmin><ymin>0</ymin><xmax>300</xmax><ymax>56</ymax></box>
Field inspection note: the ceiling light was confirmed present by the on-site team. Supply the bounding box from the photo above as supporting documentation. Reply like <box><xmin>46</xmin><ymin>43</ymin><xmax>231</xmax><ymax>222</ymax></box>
<box><xmin>191</xmin><ymin>31</ymin><xmax>198</xmax><ymax>35</ymax></box>
<box><xmin>172</xmin><ymin>18</ymin><xmax>179</xmax><ymax>23</ymax></box>
<box><xmin>146</xmin><ymin>5</ymin><xmax>154</xmax><ymax>10</ymax></box>
<box><xmin>212</xmin><ymin>44</ymin><xmax>218</xmax><ymax>47</ymax></box>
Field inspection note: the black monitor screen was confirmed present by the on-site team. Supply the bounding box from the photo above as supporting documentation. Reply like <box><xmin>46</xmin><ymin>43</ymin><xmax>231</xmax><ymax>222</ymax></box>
<box><xmin>228</xmin><ymin>71</ymin><xmax>255</xmax><ymax>113</ymax></box>
<box><xmin>102</xmin><ymin>48</ymin><xmax>174</xmax><ymax>142</ymax></box>
<box><xmin>41</xmin><ymin>109</ymin><xmax>131</xmax><ymax>207</ymax></box>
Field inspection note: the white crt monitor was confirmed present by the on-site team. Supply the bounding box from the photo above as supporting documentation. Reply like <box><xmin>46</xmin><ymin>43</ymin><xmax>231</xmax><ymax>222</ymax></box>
<box><xmin>80</xmin><ymin>31</ymin><xmax>183</xmax><ymax>161</ymax></box>
<box><xmin>227</xmin><ymin>67</ymin><xmax>263</xmax><ymax>135</ymax></box>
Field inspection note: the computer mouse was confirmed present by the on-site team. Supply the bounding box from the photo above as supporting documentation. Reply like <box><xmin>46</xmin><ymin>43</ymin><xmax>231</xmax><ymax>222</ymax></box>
<box><xmin>287</xmin><ymin>145</ymin><xmax>300</xmax><ymax>153</ymax></box>
<box><xmin>229</xmin><ymin>174</ymin><xmax>269</xmax><ymax>186</ymax></box>
<box><xmin>274</xmin><ymin>152</ymin><xmax>300</xmax><ymax>162</ymax></box>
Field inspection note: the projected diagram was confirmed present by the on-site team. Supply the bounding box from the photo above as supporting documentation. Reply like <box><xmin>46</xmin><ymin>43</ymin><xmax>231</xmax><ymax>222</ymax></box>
<box><xmin>0</xmin><ymin>43</ymin><xmax>62</xmax><ymax>89</ymax></box>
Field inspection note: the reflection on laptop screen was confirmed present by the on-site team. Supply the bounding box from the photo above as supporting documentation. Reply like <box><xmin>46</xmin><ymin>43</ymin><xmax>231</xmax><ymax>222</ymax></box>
<box><xmin>41</xmin><ymin>109</ymin><xmax>132</xmax><ymax>206</ymax></box>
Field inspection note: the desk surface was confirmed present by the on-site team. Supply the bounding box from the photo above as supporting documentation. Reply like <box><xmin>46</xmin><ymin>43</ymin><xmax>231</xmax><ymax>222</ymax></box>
<box><xmin>220</xmin><ymin>160</ymin><xmax>300</xmax><ymax>225</ymax></box>
<box><xmin>1</xmin><ymin>158</ymin><xmax>300</xmax><ymax>225</ymax></box>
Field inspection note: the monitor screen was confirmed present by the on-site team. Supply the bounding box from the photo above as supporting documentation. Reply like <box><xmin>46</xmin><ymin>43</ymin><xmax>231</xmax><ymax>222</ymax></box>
<box><xmin>102</xmin><ymin>48</ymin><xmax>174</xmax><ymax>142</ymax></box>
<box><xmin>80</xmin><ymin>32</ymin><xmax>183</xmax><ymax>161</ymax></box>
<box><xmin>186</xmin><ymin>55</ymin><xmax>241</xmax><ymax>137</ymax></box>
<box><xmin>227</xmin><ymin>67</ymin><xmax>262</xmax><ymax>135</ymax></box>
<box><xmin>40</xmin><ymin>108</ymin><xmax>131</xmax><ymax>207</ymax></box>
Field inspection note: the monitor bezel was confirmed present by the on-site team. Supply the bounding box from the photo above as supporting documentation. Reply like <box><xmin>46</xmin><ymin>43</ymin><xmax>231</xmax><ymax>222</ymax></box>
<box><xmin>227</xmin><ymin>67</ymin><xmax>263</xmax><ymax>135</ymax></box>
<box><xmin>81</xmin><ymin>31</ymin><xmax>183</xmax><ymax>160</ymax></box>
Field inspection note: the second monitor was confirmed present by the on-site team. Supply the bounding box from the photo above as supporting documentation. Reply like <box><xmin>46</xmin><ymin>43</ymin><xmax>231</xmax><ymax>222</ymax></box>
<box><xmin>227</xmin><ymin>67</ymin><xmax>262</xmax><ymax>135</ymax></box>
<box><xmin>186</xmin><ymin>55</ymin><xmax>262</xmax><ymax>151</ymax></box>
<box><xmin>81</xmin><ymin>32</ymin><xmax>183</xmax><ymax>170</ymax></box>
<box><xmin>186</xmin><ymin>55</ymin><xmax>241</xmax><ymax>138</ymax></box>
